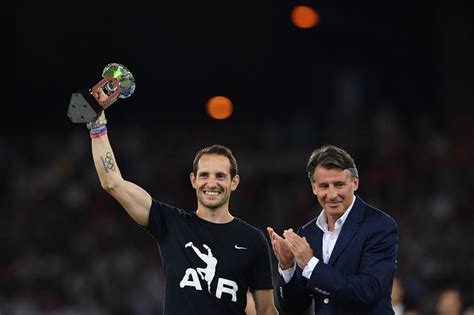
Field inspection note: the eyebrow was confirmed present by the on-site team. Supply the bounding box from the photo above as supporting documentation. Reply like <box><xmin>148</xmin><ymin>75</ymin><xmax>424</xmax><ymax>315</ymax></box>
<box><xmin>197</xmin><ymin>171</ymin><xmax>228</xmax><ymax>177</ymax></box>
<box><xmin>318</xmin><ymin>180</ymin><xmax>345</xmax><ymax>186</ymax></box>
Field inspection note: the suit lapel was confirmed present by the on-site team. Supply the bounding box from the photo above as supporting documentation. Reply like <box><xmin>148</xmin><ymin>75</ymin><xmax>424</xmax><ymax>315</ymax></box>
<box><xmin>328</xmin><ymin>196</ymin><xmax>364</xmax><ymax>266</ymax></box>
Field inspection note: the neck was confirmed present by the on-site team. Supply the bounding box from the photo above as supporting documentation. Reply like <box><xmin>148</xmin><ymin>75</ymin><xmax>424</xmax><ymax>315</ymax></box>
<box><xmin>196</xmin><ymin>205</ymin><xmax>234</xmax><ymax>224</ymax></box>
<box><xmin>326</xmin><ymin>214</ymin><xmax>341</xmax><ymax>232</ymax></box>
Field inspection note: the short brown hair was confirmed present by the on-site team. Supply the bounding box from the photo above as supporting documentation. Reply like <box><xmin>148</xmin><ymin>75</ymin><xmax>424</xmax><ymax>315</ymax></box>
<box><xmin>193</xmin><ymin>144</ymin><xmax>238</xmax><ymax>178</ymax></box>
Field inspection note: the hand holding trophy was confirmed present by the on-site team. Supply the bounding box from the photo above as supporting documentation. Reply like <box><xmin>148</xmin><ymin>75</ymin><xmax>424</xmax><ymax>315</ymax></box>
<box><xmin>67</xmin><ymin>63</ymin><xmax>135</xmax><ymax>123</ymax></box>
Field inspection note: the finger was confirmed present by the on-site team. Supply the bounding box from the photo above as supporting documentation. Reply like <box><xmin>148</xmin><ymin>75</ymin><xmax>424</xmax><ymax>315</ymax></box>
<box><xmin>274</xmin><ymin>233</ymin><xmax>285</xmax><ymax>242</ymax></box>
<box><xmin>272</xmin><ymin>242</ymin><xmax>280</xmax><ymax>253</ymax></box>
<box><xmin>271</xmin><ymin>229</ymin><xmax>285</xmax><ymax>241</ymax></box>
<box><xmin>99</xmin><ymin>90</ymin><xmax>109</xmax><ymax>101</ymax></box>
<box><xmin>271</xmin><ymin>239</ymin><xmax>278</xmax><ymax>250</ymax></box>
<box><xmin>285</xmin><ymin>230</ymin><xmax>305</xmax><ymax>245</ymax></box>
<box><xmin>270</xmin><ymin>243</ymin><xmax>283</xmax><ymax>260</ymax></box>
<box><xmin>266</xmin><ymin>227</ymin><xmax>274</xmax><ymax>239</ymax></box>
<box><xmin>272</xmin><ymin>240</ymin><xmax>283</xmax><ymax>255</ymax></box>
<box><xmin>285</xmin><ymin>235</ymin><xmax>307</xmax><ymax>255</ymax></box>
<box><xmin>273</xmin><ymin>239</ymin><xmax>283</xmax><ymax>252</ymax></box>
<box><xmin>283</xmin><ymin>229</ymin><xmax>297</xmax><ymax>239</ymax></box>
<box><xmin>284</xmin><ymin>238</ymin><xmax>297</xmax><ymax>252</ymax></box>
<box><xmin>302</xmin><ymin>236</ymin><xmax>310</xmax><ymax>246</ymax></box>
<box><xmin>283</xmin><ymin>230</ymin><xmax>299</xmax><ymax>242</ymax></box>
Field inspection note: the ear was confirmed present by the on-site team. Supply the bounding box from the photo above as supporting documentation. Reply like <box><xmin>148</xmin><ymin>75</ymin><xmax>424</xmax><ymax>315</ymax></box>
<box><xmin>230</xmin><ymin>175</ymin><xmax>240</xmax><ymax>191</ymax></box>
<box><xmin>310</xmin><ymin>181</ymin><xmax>318</xmax><ymax>196</ymax></box>
<box><xmin>190</xmin><ymin>172</ymin><xmax>197</xmax><ymax>189</ymax></box>
<box><xmin>353</xmin><ymin>176</ymin><xmax>359</xmax><ymax>191</ymax></box>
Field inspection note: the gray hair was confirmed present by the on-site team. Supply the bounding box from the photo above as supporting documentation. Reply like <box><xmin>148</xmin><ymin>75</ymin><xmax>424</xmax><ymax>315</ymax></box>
<box><xmin>306</xmin><ymin>145</ymin><xmax>358</xmax><ymax>182</ymax></box>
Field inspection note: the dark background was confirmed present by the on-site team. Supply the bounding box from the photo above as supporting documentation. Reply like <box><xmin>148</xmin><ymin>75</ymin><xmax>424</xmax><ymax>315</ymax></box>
<box><xmin>6</xmin><ymin>0</ymin><xmax>474</xmax><ymax>314</ymax></box>
<box><xmin>15</xmin><ymin>0</ymin><xmax>445</xmax><ymax>122</ymax></box>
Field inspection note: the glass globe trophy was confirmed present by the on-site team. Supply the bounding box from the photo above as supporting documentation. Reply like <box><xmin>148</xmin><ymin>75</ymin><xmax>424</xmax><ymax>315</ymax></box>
<box><xmin>67</xmin><ymin>63</ymin><xmax>136</xmax><ymax>123</ymax></box>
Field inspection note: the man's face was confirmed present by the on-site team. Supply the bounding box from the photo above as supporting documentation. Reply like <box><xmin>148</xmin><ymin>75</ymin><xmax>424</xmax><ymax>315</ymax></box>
<box><xmin>190</xmin><ymin>154</ymin><xmax>239</xmax><ymax>210</ymax></box>
<box><xmin>436</xmin><ymin>290</ymin><xmax>462</xmax><ymax>315</ymax></box>
<box><xmin>311</xmin><ymin>165</ymin><xmax>359</xmax><ymax>220</ymax></box>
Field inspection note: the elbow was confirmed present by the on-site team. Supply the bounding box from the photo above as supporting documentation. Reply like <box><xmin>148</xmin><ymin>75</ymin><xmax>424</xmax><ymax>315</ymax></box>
<box><xmin>365</xmin><ymin>292</ymin><xmax>382</xmax><ymax>306</ymax></box>
<box><xmin>100</xmin><ymin>180</ymin><xmax>120</xmax><ymax>194</ymax></box>
<box><xmin>340</xmin><ymin>276</ymin><xmax>382</xmax><ymax>305</ymax></box>
<box><xmin>359</xmin><ymin>281</ymin><xmax>382</xmax><ymax>305</ymax></box>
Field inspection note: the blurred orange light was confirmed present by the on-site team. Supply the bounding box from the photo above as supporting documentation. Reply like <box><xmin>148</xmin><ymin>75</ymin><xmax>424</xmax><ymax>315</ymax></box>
<box><xmin>206</xmin><ymin>96</ymin><xmax>233</xmax><ymax>120</ymax></box>
<box><xmin>291</xmin><ymin>6</ymin><xmax>320</xmax><ymax>29</ymax></box>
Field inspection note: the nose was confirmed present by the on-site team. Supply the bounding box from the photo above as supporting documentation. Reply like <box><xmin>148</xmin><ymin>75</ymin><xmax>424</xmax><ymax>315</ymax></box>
<box><xmin>206</xmin><ymin>175</ymin><xmax>218</xmax><ymax>187</ymax></box>
<box><xmin>327</xmin><ymin>186</ymin><xmax>338</xmax><ymax>200</ymax></box>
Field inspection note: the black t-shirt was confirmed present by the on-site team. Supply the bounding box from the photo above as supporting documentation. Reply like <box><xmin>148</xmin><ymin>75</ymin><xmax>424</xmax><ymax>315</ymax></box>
<box><xmin>145</xmin><ymin>199</ymin><xmax>274</xmax><ymax>315</ymax></box>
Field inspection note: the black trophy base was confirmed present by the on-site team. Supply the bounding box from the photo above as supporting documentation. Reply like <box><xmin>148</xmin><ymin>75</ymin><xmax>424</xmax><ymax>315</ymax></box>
<box><xmin>67</xmin><ymin>90</ymin><xmax>104</xmax><ymax>123</ymax></box>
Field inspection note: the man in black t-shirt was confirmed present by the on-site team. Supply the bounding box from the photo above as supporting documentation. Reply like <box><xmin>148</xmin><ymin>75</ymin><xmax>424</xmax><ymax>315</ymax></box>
<box><xmin>146</xmin><ymin>199</ymin><xmax>275</xmax><ymax>314</ymax></box>
<box><xmin>89</xmin><ymin>108</ymin><xmax>278</xmax><ymax>314</ymax></box>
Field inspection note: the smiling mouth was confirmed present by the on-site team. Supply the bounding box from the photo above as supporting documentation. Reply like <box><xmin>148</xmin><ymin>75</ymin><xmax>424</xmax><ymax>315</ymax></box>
<box><xmin>204</xmin><ymin>191</ymin><xmax>221</xmax><ymax>196</ymax></box>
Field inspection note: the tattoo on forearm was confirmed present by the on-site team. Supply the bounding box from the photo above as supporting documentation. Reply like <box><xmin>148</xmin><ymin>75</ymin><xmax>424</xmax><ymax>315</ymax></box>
<box><xmin>100</xmin><ymin>152</ymin><xmax>116</xmax><ymax>173</ymax></box>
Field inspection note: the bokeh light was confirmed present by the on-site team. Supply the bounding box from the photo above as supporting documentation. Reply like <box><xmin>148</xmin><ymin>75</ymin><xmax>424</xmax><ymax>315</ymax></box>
<box><xmin>206</xmin><ymin>96</ymin><xmax>233</xmax><ymax>120</ymax></box>
<box><xmin>291</xmin><ymin>5</ymin><xmax>320</xmax><ymax>29</ymax></box>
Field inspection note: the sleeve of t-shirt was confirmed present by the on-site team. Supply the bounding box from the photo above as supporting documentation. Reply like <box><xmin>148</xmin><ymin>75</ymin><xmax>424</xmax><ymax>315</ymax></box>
<box><xmin>145</xmin><ymin>198</ymin><xmax>184</xmax><ymax>242</ymax></box>
<box><xmin>249</xmin><ymin>230</ymin><xmax>275</xmax><ymax>291</ymax></box>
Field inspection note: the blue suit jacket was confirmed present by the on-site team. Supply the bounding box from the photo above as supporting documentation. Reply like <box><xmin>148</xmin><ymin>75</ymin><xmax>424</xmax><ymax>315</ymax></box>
<box><xmin>277</xmin><ymin>196</ymin><xmax>398</xmax><ymax>315</ymax></box>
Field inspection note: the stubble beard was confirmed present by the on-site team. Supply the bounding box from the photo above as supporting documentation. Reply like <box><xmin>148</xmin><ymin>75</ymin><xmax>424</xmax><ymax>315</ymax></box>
<box><xmin>198</xmin><ymin>193</ymin><xmax>229</xmax><ymax>211</ymax></box>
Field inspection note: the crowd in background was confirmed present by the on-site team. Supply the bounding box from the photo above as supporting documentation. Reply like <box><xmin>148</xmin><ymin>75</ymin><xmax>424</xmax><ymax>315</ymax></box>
<box><xmin>1</xmin><ymin>98</ymin><xmax>473</xmax><ymax>314</ymax></box>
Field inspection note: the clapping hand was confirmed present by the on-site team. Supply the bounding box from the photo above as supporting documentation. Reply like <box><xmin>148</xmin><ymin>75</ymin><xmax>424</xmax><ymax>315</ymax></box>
<box><xmin>267</xmin><ymin>227</ymin><xmax>295</xmax><ymax>269</ymax></box>
<box><xmin>283</xmin><ymin>229</ymin><xmax>313</xmax><ymax>269</ymax></box>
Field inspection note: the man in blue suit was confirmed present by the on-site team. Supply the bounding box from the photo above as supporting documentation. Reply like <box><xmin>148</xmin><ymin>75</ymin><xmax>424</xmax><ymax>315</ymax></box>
<box><xmin>267</xmin><ymin>145</ymin><xmax>398</xmax><ymax>315</ymax></box>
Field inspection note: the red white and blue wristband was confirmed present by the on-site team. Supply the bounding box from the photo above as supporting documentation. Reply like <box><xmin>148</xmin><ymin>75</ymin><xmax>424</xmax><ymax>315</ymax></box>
<box><xmin>87</xmin><ymin>119</ymin><xmax>108</xmax><ymax>138</ymax></box>
<box><xmin>90</xmin><ymin>126</ymin><xmax>108</xmax><ymax>138</ymax></box>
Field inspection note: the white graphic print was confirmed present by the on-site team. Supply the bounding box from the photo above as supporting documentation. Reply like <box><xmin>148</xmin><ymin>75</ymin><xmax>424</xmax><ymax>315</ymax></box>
<box><xmin>179</xmin><ymin>241</ymin><xmax>239</xmax><ymax>302</ymax></box>
<box><xmin>184</xmin><ymin>242</ymin><xmax>217</xmax><ymax>293</ymax></box>
<box><xmin>234</xmin><ymin>244</ymin><xmax>247</xmax><ymax>250</ymax></box>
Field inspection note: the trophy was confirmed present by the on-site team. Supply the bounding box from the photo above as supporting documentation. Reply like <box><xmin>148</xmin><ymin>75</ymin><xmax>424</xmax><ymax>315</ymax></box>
<box><xmin>67</xmin><ymin>63</ymin><xmax>136</xmax><ymax>123</ymax></box>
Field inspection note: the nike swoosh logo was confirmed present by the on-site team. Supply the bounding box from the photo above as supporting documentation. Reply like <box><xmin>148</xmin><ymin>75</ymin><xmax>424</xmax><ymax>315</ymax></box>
<box><xmin>234</xmin><ymin>245</ymin><xmax>247</xmax><ymax>250</ymax></box>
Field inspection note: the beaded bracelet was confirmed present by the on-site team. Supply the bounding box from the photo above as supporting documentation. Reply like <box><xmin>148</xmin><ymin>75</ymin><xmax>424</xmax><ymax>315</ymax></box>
<box><xmin>87</xmin><ymin>119</ymin><xmax>107</xmax><ymax>130</ymax></box>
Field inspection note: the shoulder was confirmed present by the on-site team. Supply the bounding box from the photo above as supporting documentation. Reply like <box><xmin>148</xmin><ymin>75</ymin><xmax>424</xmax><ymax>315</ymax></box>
<box><xmin>150</xmin><ymin>198</ymin><xmax>191</xmax><ymax>219</ymax></box>
<box><xmin>233</xmin><ymin>218</ymin><xmax>269</xmax><ymax>244</ymax></box>
<box><xmin>361</xmin><ymin>199</ymin><xmax>396</xmax><ymax>226</ymax></box>
<box><xmin>299</xmin><ymin>217</ymin><xmax>318</xmax><ymax>234</ymax></box>
<box><xmin>357</xmin><ymin>197</ymin><xmax>398</xmax><ymax>234</ymax></box>
<box><xmin>145</xmin><ymin>198</ymin><xmax>193</xmax><ymax>240</ymax></box>
<box><xmin>233</xmin><ymin>218</ymin><xmax>265</xmax><ymax>235</ymax></box>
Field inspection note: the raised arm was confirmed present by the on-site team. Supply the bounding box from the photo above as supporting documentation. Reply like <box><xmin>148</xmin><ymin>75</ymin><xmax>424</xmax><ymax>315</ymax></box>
<box><xmin>90</xmin><ymin>100</ymin><xmax>152</xmax><ymax>226</ymax></box>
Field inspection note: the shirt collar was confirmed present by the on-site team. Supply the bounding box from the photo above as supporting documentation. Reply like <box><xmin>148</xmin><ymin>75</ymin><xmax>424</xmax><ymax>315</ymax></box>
<box><xmin>316</xmin><ymin>195</ymin><xmax>356</xmax><ymax>233</ymax></box>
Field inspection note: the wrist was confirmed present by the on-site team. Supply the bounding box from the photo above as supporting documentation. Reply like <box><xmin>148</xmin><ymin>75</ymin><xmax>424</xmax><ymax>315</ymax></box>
<box><xmin>87</xmin><ymin>118</ymin><xmax>107</xmax><ymax>130</ymax></box>
<box><xmin>90</xmin><ymin>126</ymin><xmax>108</xmax><ymax>138</ymax></box>
<box><xmin>279</xmin><ymin>261</ymin><xmax>294</xmax><ymax>270</ymax></box>
<box><xmin>87</xmin><ymin>117</ymin><xmax>108</xmax><ymax>138</ymax></box>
